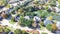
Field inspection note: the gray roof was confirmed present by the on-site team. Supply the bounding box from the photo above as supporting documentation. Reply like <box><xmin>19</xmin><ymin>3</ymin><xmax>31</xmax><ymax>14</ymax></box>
<box><xmin>44</xmin><ymin>20</ymin><xmax>52</xmax><ymax>25</ymax></box>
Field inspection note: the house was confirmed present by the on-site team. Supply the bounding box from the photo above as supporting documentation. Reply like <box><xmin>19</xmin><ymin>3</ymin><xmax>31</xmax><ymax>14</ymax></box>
<box><xmin>33</xmin><ymin>16</ymin><xmax>41</xmax><ymax>23</ymax></box>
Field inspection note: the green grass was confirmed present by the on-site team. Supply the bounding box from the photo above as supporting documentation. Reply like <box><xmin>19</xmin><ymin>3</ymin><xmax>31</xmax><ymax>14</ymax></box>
<box><xmin>40</xmin><ymin>21</ymin><xmax>45</xmax><ymax>30</ymax></box>
<box><xmin>41</xmin><ymin>32</ymin><xmax>48</xmax><ymax>34</ymax></box>
<box><xmin>40</xmin><ymin>24</ymin><xmax>45</xmax><ymax>30</ymax></box>
<box><xmin>40</xmin><ymin>26</ymin><xmax>45</xmax><ymax>30</ymax></box>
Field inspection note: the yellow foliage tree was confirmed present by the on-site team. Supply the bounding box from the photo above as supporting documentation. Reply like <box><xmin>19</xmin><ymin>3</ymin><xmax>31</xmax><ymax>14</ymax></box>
<box><xmin>0</xmin><ymin>1</ymin><xmax>3</xmax><ymax>6</ymax></box>
<box><xmin>18</xmin><ymin>8</ymin><xmax>23</xmax><ymax>14</ymax></box>
<box><xmin>48</xmin><ymin>16</ymin><xmax>53</xmax><ymax>20</ymax></box>
<box><xmin>6</xmin><ymin>4</ymin><xmax>11</xmax><ymax>8</ymax></box>
<box><xmin>58</xmin><ymin>0</ymin><xmax>60</xmax><ymax>3</ymax></box>
<box><xmin>52</xmin><ymin>24</ymin><xmax>58</xmax><ymax>31</ymax></box>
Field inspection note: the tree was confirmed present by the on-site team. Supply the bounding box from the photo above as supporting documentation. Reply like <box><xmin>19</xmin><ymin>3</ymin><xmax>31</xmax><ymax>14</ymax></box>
<box><xmin>58</xmin><ymin>4</ymin><xmax>60</xmax><ymax>8</ymax></box>
<box><xmin>36</xmin><ymin>10</ymin><xmax>48</xmax><ymax>18</ymax></box>
<box><xmin>46</xmin><ymin>24</ymin><xmax>52</xmax><ymax>31</ymax></box>
<box><xmin>6</xmin><ymin>4</ymin><xmax>12</xmax><ymax>8</ymax></box>
<box><xmin>23</xmin><ymin>31</ymin><xmax>29</xmax><ymax>34</ymax></box>
<box><xmin>25</xmin><ymin>12</ymin><xmax>34</xmax><ymax>18</ymax></box>
<box><xmin>3</xmin><ymin>27</ymin><xmax>11</xmax><ymax>34</ymax></box>
<box><xmin>40</xmin><ymin>21</ymin><xmax>44</xmax><ymax>26</ymax></box>
<box><xmin>58</xmin><ymin>0</ymin><xmax>60</xmax><ymax>3</ymax></box>
<box><xmin>0</xmin><ymin>1</ymin><xmax>3</xmax><ymax>6</ymax></box>
<box><xmin>17</xmin><ymin>8</ymin><xmax>24</xmax><ymax>14</ymax></box>
<box><xmin>19</xmin><ymin>16</ymin><xmax>33</xmax><ymax>26</ymax></box>
<box><xmin>0</xmin><ymin>28</ymin><xmax>3</xmax><ymax>33</ymax></box>
<box><xmin>14</xmin><ymin>29</ymin><xmax>22</xmax><ymax>34</ymax></box>
<box><xmin>49</xmin><ymin>0</ymin><xmax>56</xmax><ymax>7</ymax></box>
<box><xmin>0</xmin><ymin>26</ymin><xmax>3</xmax><ymax>33</ymax></box>
<box><xmin>52</xmin><ymin>24</ymin><xmax>58</xmax><ymax>31</ymax></box>
<box><xmin>0</xmin><ymin>0</ymin><xmax>7</xmax><ymax>6</ymax></box>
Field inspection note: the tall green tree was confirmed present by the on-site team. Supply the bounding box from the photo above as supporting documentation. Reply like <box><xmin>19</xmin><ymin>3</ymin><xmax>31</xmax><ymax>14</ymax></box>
<box><xmin>20</xmin><ymin>17</ymin><xmax>33</xmax><ymax>26</ymax></box>
<box><xmin>46</xmin><ymin>24</ymin><xmax>52</xmax><ymax>31</ymax></box>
